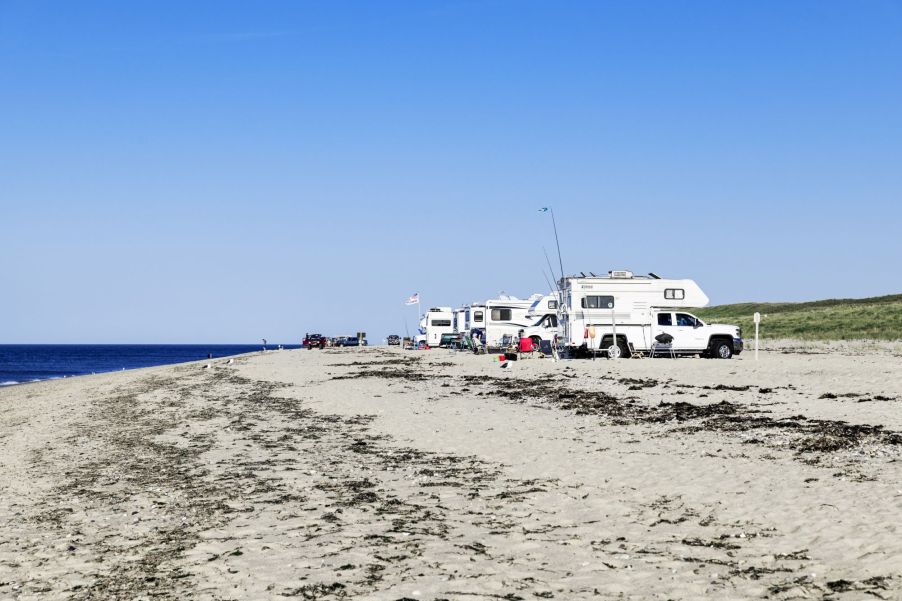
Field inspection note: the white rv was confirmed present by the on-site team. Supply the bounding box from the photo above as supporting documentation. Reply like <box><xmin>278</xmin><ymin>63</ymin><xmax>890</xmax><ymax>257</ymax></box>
<box><xmin>471</xmin><ymin>294</ymin><xmax>545</xmax><ymax>348</ymax></box>
<box><xmin>453</xmin><ymin>307</ymin><xmax>468</xmax><ymax>334</ymax></box>
<box><xmin>465</xmin><ymin>304</ymin><xmax>485</xmax><ymax>338</ymax></box>
<box><xmin>419</xmin><ymin>307</ymin><xmax>455</xmax><ymax>348</ymax></box>
<box><xmin>560</xmin><ymin>271</ymin><xmax>743</xmax><ymax>359</ymax></box>
<box><xmin>520</xmin><ymin>292</ymin><xmax>562</xmax><ymax>346</ymax></box>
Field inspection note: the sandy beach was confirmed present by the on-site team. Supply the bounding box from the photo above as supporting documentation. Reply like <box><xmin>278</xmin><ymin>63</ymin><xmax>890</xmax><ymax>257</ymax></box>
<box><xmin>1</xmin><ymin>346</ymin><xmax>901</xmax><ymax>600</ymax></box>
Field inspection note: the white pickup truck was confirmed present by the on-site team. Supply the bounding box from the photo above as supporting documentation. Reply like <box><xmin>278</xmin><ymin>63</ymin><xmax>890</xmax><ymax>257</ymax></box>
<box><xmin>558</xmin><ymin>272</ymin><xmax>744</xmax><ymax>359</ymax></box>
<box><xmin>571</xmin><ymin>310</ymin><xmax>743</xmax><ymax>359</ymax></box>
<box><xmin>646</xmin><ymin>310</ymin><xmax>743</xmax><ymax>358</ymax></box>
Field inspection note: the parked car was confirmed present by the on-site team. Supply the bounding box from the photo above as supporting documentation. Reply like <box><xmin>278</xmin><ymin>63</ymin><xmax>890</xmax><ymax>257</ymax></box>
<box><xmin>387</xmin><ymin>335</ymin><xmax>401</xmax><ymax>346</ymax></box>
<box><xmin>340</xmin><ymin>336</ymin><xmax>368</xmax><ymax>347</ymax></box>
<box><xmin>303</xmin><ymin>334</ymin><xmax>326</xmax><ymax>349</ymax></box>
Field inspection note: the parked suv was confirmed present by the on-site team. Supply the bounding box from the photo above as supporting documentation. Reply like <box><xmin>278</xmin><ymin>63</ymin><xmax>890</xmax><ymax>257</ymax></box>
<box><xmin>303</xmin><ymin>334</ymin><xmax>326</xmax><ymax>349</ymax></box>
<box><xmin>387</xmin><ymin>335</ymin><xmax>401</xmax><ymax>346</ymax></box>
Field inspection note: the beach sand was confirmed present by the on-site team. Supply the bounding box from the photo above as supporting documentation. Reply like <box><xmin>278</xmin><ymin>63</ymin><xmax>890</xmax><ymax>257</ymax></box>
<box><xmin>1</xmin><ymin>346</ymin><xmax>901</xmax><ymax>600</ymax></box>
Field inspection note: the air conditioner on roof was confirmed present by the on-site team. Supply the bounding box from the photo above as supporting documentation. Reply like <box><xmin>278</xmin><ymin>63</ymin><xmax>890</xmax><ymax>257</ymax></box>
<box><xmin>609</xmin><ymin>270</ymin><xmax>633</xmax><ymax>279</ymax></box>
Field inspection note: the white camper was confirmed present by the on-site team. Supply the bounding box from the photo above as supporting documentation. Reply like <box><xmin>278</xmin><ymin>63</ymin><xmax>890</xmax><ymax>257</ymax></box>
<box><xmin>560</xmin><ymin>271</ymin><xmax>743</xmax><ymax>358</ymax></box>
<box><xmin>471</xmin><ymin>294</ymin><xmax>544</xmax><ymax>347</ymax></box>
<box><xmin>520</xmin><ymin>292</ymin><xmax>562</xmax><ymax>346</ymax></box>
<box><xmin>453</xmin><ymin>307</ymin><xmax>468</xmax><ymax>334</ymax></box>
<box><xmin>419</xmin><ymin>307</ymin><xmax>454</xmax><ymax>348</ymax></box>
<box><xmin>466</xmin><ymin>304</ymin><xmax>485</xmax><ymax>338</ymax></box>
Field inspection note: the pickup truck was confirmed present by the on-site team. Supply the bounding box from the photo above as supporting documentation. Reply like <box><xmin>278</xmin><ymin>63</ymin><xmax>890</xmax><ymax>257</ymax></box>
<box><xmin>589</xmin><ymin>311</ymin><xmax>743</xmax><ymax>359</ymax></box>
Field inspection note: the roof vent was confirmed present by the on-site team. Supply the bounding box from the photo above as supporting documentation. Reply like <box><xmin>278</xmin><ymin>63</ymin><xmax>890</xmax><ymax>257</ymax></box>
<box><xmin>609</xmin><ymin>270</ymin><xmax>633</xmax><ymax>279</ymax></box>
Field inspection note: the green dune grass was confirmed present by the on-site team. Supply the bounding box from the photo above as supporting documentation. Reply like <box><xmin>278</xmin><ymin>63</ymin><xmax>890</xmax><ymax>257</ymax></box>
<box><xmin>694</xmin><ymin>294</ymin><xmax>902</xmax><ymax>341</ymax></box>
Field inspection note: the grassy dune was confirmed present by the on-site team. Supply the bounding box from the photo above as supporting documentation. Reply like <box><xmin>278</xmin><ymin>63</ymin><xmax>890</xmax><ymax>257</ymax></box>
<box><xmin>695</xmin><ymin>294</ymin><xmax>902</xmax><ymax>341</ymax></box>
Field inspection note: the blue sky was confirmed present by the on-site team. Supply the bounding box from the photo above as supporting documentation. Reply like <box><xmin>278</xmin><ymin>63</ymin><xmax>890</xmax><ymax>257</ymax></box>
<box><xmin>2</xmin><ymin>1</ymin><xmax>900</xmax><ymax>343</ymax></box>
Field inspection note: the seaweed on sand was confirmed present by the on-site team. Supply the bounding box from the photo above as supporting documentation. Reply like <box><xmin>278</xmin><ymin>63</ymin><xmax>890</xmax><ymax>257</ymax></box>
<box><xmin>466</xmin><ymin>376</ymin><xmax>902</xmax><ymax>460</ymax></box>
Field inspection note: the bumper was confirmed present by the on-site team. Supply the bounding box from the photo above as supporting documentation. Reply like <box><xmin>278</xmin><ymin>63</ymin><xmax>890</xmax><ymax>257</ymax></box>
<box><xmin>733</xmin><ymin>338</ymin><xmax>744</xmax><ymax>354</ymax></box>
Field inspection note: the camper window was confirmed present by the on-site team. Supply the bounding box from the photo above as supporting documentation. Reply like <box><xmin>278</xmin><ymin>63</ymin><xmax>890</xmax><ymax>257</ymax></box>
<box><xmin>665</xmin><ymin>288</ymin><xmax>685</xmax><ymax>300</ymax></box>
<box><xmin>473</xmin><ymin>311</ymin><xmax>484</xmax><ymax>322</ymax></box>
<box><xmin>657</xmin><ymin>313</ymin><xmax>673</xmax><ymax>326</ymax></box>
<box><xmin>581</xmin><ymin>295</ymin><xmax>615</xmax><ymax>309</ymax></box>
<box><xmin>675</xmin><ymin>313</ymin><xmax>696</xmax><ymax>327</ymax></box>
<box><xmin>431</xmin><ymin>319</ymin><xmax>452</xmax><ymax>327</ymax></box>
<box><xmin>548</xmin><ymin>300</ymin><xmax>559</xmax><ymax>309</ymax></box>
<box><xmin>490</xmin><ymin>308</ymin><xmax>512</xmax><ymax>321</ymax></box>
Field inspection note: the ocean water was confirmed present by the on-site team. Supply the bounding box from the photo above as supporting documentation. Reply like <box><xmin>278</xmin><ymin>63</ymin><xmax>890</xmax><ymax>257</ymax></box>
<box><xmin>0</xmin><ymin>344</ymin><xmax>299</xmax><ymax>386</ymax></box>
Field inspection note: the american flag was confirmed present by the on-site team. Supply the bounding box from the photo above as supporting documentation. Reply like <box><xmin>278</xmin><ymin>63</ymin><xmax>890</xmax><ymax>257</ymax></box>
<box><xmin>405</xmin><ymin>293</ymin><xmax>419</xmax><ymax>305</ymax></box>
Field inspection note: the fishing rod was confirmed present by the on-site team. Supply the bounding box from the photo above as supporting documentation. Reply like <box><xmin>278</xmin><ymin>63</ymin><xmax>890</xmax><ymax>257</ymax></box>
<box><xmin>549</xmin><ymin>207</ymin><xmax>565</xmax><ymax>283</ymax></box>
<box><xmin>541</xmin><ymin>269</ymin><xmax>556</xmax><ymax>297</ymax></box>
<box><xmin>543</xmin><ymin>246</ymin><xmax>563</xmax><ymax>293</ymax></box>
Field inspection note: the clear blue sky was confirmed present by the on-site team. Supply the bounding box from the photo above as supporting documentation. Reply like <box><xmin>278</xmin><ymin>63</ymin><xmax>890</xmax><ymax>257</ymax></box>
<box><xmin>2</xmin><ymin>1</ymin><xmax>900</xmax><ymax>343</ymax></box>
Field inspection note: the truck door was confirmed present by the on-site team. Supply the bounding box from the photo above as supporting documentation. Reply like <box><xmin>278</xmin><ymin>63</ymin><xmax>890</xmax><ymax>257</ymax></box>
<box><xmin>656</xmin><ymin>312</ymin><xmax>678</xmax><ymax>347</ymax></box>
<box><xmin>674</xmin><ymin>312</ymin><xmax>705</xmax><ymax>350</ymax></box>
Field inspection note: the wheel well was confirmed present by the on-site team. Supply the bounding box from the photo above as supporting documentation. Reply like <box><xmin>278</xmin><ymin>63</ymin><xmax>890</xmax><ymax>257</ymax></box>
<box><xmin>600</xmin><ymin>334</ymin><xmax>630</xmax><ymax>347</ymax></box>
<box><xmin>708</xmin><ymin>335</ymin><xmax>732</xmax><ymax>348</ymax></box>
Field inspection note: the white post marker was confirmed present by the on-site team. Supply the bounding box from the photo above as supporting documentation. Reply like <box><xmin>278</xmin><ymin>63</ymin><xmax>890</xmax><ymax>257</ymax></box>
<box><xmin>753</xmin><ymin>312</ymin><xmax>761</xmax><ymax>361</ymax></box>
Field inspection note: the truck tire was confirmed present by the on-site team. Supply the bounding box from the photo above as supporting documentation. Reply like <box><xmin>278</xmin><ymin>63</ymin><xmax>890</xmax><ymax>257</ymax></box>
<box><xmin>711</xmin><ymin>339</ymin><xmax>733</xmax><ymax>359</ymax></box>
<box><xmin>618</xmin><ymin>339</ymin><xmax>631</xmax><ymax>359</ymax></box>
<box><xmin>607</xmin><ymin>339</ymin><xmax>631</xmax><ymax>359</ymax></box>
<box><xmin>530</xmin><ymin>336</ymin><xmax>542</xmax><ymax>350</ymax></box>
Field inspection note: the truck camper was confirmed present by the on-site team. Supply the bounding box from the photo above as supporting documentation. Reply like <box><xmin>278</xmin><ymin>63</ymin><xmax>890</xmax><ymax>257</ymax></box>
<box><xmin>453</xmin><ymin>307</ymin><xmax>468</xmax><ymax>334</ymax></box>
<box><xmin>466</xmin><ymin>303</ymin><xmax>486</xmax><ymax>339</ymax></box>
<box><xmin>418</xmin><ymin>307</ymin><xmax>455</xmax><ymax>348</ymax></box>
<box><xmin>471</xmin><ymin>294</ymin><xmax>546</xmax><ymax>348</ymax></box>
<box><xmin>560</xmin><ymin>271</ymin><xmax>743</xmax><ymax>359</ymax></box>
<box><xmin>520</xmin><ymin>292</ymin><xmax>562</xmax><ymax>347</ymax></box>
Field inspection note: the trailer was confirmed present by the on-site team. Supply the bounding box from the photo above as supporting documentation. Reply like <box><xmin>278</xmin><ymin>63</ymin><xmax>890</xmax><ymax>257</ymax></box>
<box><xmin>467</xmin><ymin>294</ymin><xmax>545</xmax><ymax>348</ymax></box>
<box><xmin>418</xmin><ymin>307</ymin><xmax>455</xmax><ymax>348</ymax></box>
<box><xmin>453</xmin><ymin>306</ymin><xmax>468</xmax><ymax>335</ymax></box>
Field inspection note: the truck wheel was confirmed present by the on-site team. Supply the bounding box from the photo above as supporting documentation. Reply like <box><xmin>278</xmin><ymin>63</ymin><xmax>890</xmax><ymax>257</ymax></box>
<box><xmin>530</xmin><ymin>336</ymin><xmax>542</xmax><ymax>350</ymax></box>
<box><xmin>712</xmin><ymin>339</ymin><xmax>733</xmax><ymax>359</ymax></box>
<box><xmin>607</xmin><ymin>340</ymin><xmax>630</xmax><ymax>359</ymax></box>
<box><xmin>618</xmin><ymin>340</ymin><xmax>631</xmax><ymax>359</ymax></box>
